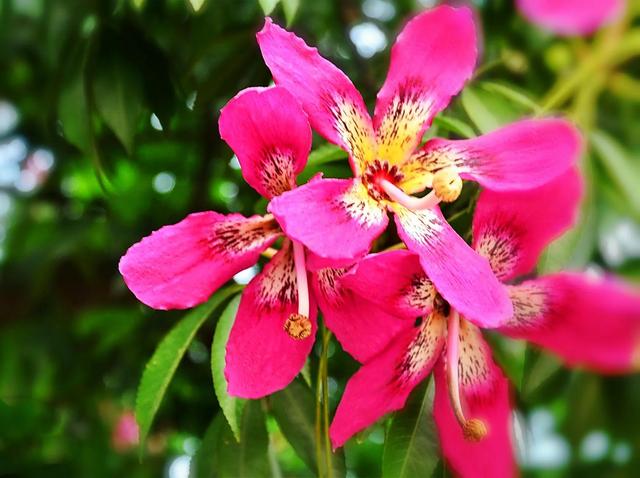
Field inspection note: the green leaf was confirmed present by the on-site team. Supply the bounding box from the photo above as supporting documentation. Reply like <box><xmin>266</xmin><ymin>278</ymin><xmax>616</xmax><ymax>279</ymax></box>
<box><xmin>461</xmin><ymin>87</ymin><xmax>502</xmax><ymax>134</ymax></box>
<box><xmin>93</xmin><ymin>48</ymin><xmax>144</xmax><ymax>154</ymax></box>
<box><xmin>135</xmin><ymin>285</ymin><xmax>240</xmax><ymax>454</ymax></box>
<box><xmin>211</xmin><ymin>295</ymin><xmax>246</xmax><ymax>442</ymax></box>
<box><xmin>382</xmin><ymin>379</ymin><xmax>439</xmax><ymax>478</ymax></box>
<box><xmin>590</xmin><ymin>130</ymin><xmax>640</xmax><ymax>218</ymax></box>
<box><xmin>191</xmin><ymin>402</ymin><xmax>270</xmax><ymax>478</ymax></box>
<box><xmin>58</xmin><ymin>63</ymin><xmax>92</xmax><ymax>153</ymax></box>
<box><xmin>481</xmin><ymin>81</ymin><xmax>542</xmax><ymax>114</ymax></box>
<box><xmin>130</xmin><ymin>0</ymin><xmax>146</xmax><ymax>10</ymax></box>
<box><xmin>281</xmin><ymin>0</ymin><xmax>300</xmax><ymax>25</ymax></box>
<box><xmin>258</xmin><ymin>0</ymin><xmax>279</xmax><ymax>15</ymax></box>
<box><xmin>270</xmin><ymin>378</ymin><xmax>346</xmax><ymax>477</ymax></box>
<box><xmin>307</xmin><ymin>144</ymin><xmax>348</xmax><ymax>166</ymax></box>
<box><xmin>187</xmin><ymin>0</ymin><xmax>207</xmax><ymax>12</ymax></box>
<box><xmin>432</xmin><ymin>115</ymin><xmax>476</xmax><ymax>139</ymax></box>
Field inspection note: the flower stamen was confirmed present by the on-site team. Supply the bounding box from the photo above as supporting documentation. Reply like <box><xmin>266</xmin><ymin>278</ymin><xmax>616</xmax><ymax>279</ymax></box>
<box><xmin>432</xmin><ymin>166</ymin><xmax>462</xmax><ymax>203</ymax></box>
<box><xmin>446</xmin><ymin>309</ymin><xmax>488</xmax><ymax>442</ymax></box>
<box><xmin>379</xmin><ymin>179</ymin><xmax>441</xmax><ymax>211</ymax></box>
<box><xmin>285</xmin><ymin>240</ymin><xmax>311</xmax><ymax>340</ymax></box>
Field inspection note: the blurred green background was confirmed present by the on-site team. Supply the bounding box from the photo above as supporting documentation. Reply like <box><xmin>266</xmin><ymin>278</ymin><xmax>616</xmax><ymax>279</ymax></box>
<box><xmin>1</xmin><ymin>0</ymin><xmax>640</xmax><ymax>477</ymax></box>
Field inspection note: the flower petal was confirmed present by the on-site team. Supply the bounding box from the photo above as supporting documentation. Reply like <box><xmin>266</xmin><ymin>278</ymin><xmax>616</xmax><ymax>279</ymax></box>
<box><xmin>225</xmin><ymin>244</ymin><xmax>317</xmax><ymax>398</ymax></box>
<box><xmin>392</xmin><ymin>204</ymin><xmax>512</xmax><ymax>328</ymax></box>
<box><xmin>268</xmin><ymin>178</ymin><xmax>388</xmax><ymax>265</ymax></box>
<box><xmin>402</xmin><ymin>119</ymin><xmax>581</xmax><ymax>195</ymax></box>
<box><xmin>433</xmin><ymin>321</ymin><xmax>516</xmax><ymax>478</ymax></box>
<box><xmin>340</xmin><ymin>250</ymin><xmax>436</xmax><ymax>319</ymax></box>
<box><xmin>473</xmin><ymin>168</ymin><xmax>582</xmax><ymax>281</ymax></box>
<box><xmin>257</xmin><ymin>19</ymin><xmax>376</xmax><ymax>175</ymax></box>
<box><xmin>374</xmin><ymin>6</ymin><xmax>477</xmax><ymax>166</ymax></box>
<box><xmin>330</xmin><ymin>313</ymin><xmax>446</xmax><ymax>448</ymax></box>
<box><xmin>516</xmin><ymin>0</ymin><xmax>624</xmax><ymax>35</ymax></box>
<box><xmin>313</xmin><ymin>267</ymin><xmax>410</xmax><ymax>362</ymax></box>
<box><xmin>219</xmin><ymin>86</ymin><xmax>312</xmax><ymax>198</ymax></box>
<box><xmin>499</xmin><ymin>273</ymin><xmax>640</xmax><ymax>373</ymax></box>
<box><xmin>119</xmin><ymin>212</ymin><xmax>280</xmax><ymax>310</ymax></box>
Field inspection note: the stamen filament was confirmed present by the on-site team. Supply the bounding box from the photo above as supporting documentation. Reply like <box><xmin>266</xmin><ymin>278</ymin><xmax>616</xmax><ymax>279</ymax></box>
<box><xmin>446</xmin><ymin>309</ymin><xmax>487</xmax><ymax>442</ymax></box>
<box><xmin>446</xmin><ymin>309</ymin><xmax>465</xmax><ymax>426</ymax></box>
<box><xmin>293</xmin><ymin>240</ymin><xmax>309</xmax><ymax>317</ymax></box>
<box><xmin>379</xmin><ymin>179</ymin><xmax>441</xmax><ymax>211</ymax></box>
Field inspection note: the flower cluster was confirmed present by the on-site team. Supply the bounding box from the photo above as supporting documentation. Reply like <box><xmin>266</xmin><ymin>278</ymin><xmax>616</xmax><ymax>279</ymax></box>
<box><xmin>119</xmin><ymin>5</ymin><xmax>640</xmax><ymax>477</ymax></box>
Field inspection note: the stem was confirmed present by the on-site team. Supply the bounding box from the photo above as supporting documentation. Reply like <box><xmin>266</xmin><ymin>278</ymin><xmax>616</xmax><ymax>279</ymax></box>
<box><xmin>322</xmin><ymin>327</ymin><xmax>333</xmax><ymax>478</ymax></box>
<box><xmin>315</xmin><ymin>346</ymin><xmax>324</xmax><ymax>478</ymax></box>
<box><xmin>293</xmin><ymin>241</ymin><xmax>310</xmax><ymax>317</ymax></box>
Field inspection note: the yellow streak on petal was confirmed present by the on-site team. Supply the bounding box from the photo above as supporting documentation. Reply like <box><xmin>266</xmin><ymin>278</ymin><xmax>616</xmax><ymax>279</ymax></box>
<box><xmin>376</xmin><ymin>94</ymin><xmax>434</xmax><ymax>167</ymax></box>
<box><xmin>333</xmin><ymin>99</ymin><xmax>377</xmax><ymax>175</ymax></box>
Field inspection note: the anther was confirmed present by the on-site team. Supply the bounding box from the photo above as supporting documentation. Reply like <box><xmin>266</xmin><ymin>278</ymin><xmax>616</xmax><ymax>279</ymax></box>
<box><xmin>432</xmin><ymin>167</ymin><xmax>462</xmax><ymax>203</ymax></box>
<box><xmin>284</xmin><ymin>313</ymin><xmax>312</xmax><ymax>340</ymax></box>
<box><xmin>462</xmin><ymin>418</ymin><xmax>488</xmax><ymax>442</ymax></box>
<box><xmin>379</xmin><ymin>179</ymin><xmax>441</xmax><ymax>211</ymax></box>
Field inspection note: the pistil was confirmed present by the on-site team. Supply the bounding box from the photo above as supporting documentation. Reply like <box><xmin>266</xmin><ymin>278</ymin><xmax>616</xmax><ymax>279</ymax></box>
<box><xmin>446</xmin><ymin>309</ymin><xmax>487</xmax><ymax>442</ymax></box>
<box><xmin>284</xmin><ymin>240</ymin><xmax>312</xmax><ymax>340</ymax></box>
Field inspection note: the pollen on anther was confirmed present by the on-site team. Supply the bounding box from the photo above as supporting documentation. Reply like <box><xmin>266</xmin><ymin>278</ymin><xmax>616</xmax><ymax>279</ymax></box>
<box><xmin>463</xmin><ymin>418</ymin><xmax>488</xmax><ymax>442</ymax></box>
<box><xmin>284</xmin><ymin>313</ymin><xmax>312</xmax><ymax>340</ymax></box>
<box><xmin>432</xmin><ymin>167</ymin><xmax>462</xmax><ymax>203</ymax></box>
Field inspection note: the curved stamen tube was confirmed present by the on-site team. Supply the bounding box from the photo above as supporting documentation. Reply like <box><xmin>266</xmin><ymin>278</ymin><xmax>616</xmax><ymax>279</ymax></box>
<box><xmin>446</xmin><ymin>309</ymin><xmax>487</xmax><ymax>442</ymax></box>
<box><xmin>293</xmin><ymin>240</ymin><xmax>309</xmax><ymax>318</ymax></box>
<box><xmin>379</xmin><ymin>179</ymin><xmax>441</xmax><ymax>211</ymax></box>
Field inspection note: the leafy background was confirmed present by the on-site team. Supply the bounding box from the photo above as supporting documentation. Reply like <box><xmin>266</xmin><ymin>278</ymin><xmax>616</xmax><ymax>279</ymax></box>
<box><xmin>1</xmin><ymin>0</ymin><xmax>640</xmax><ymax>477</ymax></box>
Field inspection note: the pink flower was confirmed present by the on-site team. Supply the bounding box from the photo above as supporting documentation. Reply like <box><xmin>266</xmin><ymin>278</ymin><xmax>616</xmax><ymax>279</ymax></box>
<box><xmin>120</xmin><ymin>86</ymin><xmax>319</xmax><ymax>398</ymax></box>
<box><xmin>257</xmin><ymin>5</ymin><xmax>581</xmax><ymax>329</ymax></box>
<box><xmin>517</xmin><ymin>0</ymin><xmax>625</xmax><ymax>35</ymax></box>
<box><xmin>328</xmin><ymin>168</ymin><xmax>640</xmax><ymax>476</ymax></box>
<box><xmin>112</xmin><ymin>411</ymin><xmax>139</xmax><ymax>452</ymax></box>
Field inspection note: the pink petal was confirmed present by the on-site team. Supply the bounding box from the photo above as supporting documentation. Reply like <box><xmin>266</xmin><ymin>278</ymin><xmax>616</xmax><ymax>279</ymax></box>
<box><xmin>392</xmin><ymin>205</ymin><xmax>512</xmax><ymax>329</ymax></box>
<box><xmin>500</xmin><ymin>273</ymin><xmax>640</xmax><ymax>374</ymax></box>
<box><xmin>119</xmin><ymin>212</ymin><xmax>280</xmax><ymax>310</ymax></box>
<box><xmin>410</xmin><ymin>119</ymin><xmax>581</xmax><ymax>193</ymax></box>
<box><xmin>517</xmin><ymin>0</ymin><xmax>624</xmax><ymax>35</ymax></box>
<box><xmin>433</xmin><ymin>321</ymin><xmax>516</xmax><ymax>478</ymax></box>
<box><xmin>330</xmin><ymin>313</ymin><xmax>446</xmax><ymax>448</ymax></box>
<box><xmin>473</xmin><ymin>168</ymin><xmax>583</xmax><ymax>281</ymax></box>
<box><xmin>225</xmin><ymin>244</ymin><xmax>317</xmax><ymax>398</ymax></box>
<box><xmin>340</xmin><ymin>250</ymin><xmax>436</xmax><ymax>319</ymax></box>
<box><xmin>374</xmin><ymin>6</ymin><xmax>477</xmax><ymax>165</ymax></box>
<box><xmin>268</xmin><ymin>178</ymin><xmax>388</xmax><ymax>265</ymax></box>
<box><xmin>219</xmin><ymin>86</ymin><xmax>312</xmax><ymax>199</ymax></box>
<box><xmin>257</xmin><ymin>19</ymin><xmax>376</xmax><ymax>175</ymax></box>
<box><xmin>313</xmin><ymin>267</ymin><xmax>410</xmax><ymax>363</ymax></box>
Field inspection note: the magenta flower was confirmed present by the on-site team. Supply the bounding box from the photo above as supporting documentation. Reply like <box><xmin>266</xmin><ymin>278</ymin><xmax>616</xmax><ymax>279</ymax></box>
<box><xmin>112</xmin><ymin>411</ymin><xmax>139</xmax><ymax>452</ymax></box>
<box><xmin>329</xmin><ymin>168</ymin><xmax>640</xmax><ymax>476</ymax></box>
<box><xmin>517</xmin><ymin>0</ymin><xmax>625</xmax><ymax>35</ymax></box>
<box><xmin>119</xmin><ymin>86</ymin><xmax>320</xmax><ymax>398</ymax></box>
<box><xmin>257</xmin><ymin>5</ymin><xmax>581</xmax><ymax>329</ymax></box>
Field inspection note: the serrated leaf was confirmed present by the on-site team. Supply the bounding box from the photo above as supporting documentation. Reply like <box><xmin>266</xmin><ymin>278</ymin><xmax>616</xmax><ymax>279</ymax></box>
<box><xmin>211</xmin><ymin>295</ymin><xmax>246</xmax><ymax>442</ymax></box>
<box><xmin>58</xmin><ymin>63</ymin><xmax>92</xmax><ymax>153</ymax></box>
<box><xmin>93</xmin><ymin>49</ymin><xmax>144</xmax><ymax>154</ymax></box>
<box><xmin>187</xmin><ymin>0</ymin><xmax>207</xmax><ymax>12</ymax></box>
<box><xmin>382</xmin><ymin>379</ymin><xmax>439</xmax><ymax>478</ymax></box>
<box><xmin>270</xmin><ymin>378</ymin><xmax>346</xmax><ymax>477</ymax></box>
<box><xmin>191</xmin><ymin>402</ymin><xmax>270</xmax><ymax>478</ymax></box>
<box><xmin>258</xmin><ymin>0</ymin><xmax>279</xmax><ymax>15</ymax></box>
<box><xmin>135</xmin><ymin>285</ymin><xmax>240</xmax><ymax>454</ymax></box>
<box><xmin>281</xmin><ymin>0</ymin><xmax>300</xmax><ymax>25</ymax></box>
